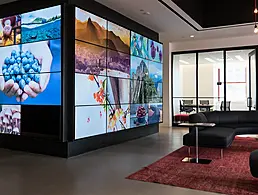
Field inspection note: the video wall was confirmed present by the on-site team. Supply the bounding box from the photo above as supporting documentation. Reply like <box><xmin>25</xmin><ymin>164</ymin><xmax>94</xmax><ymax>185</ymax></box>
<box><xmin>0</xmin><ymin>5</ymin><xmax>61</xmax><ymax>135</ymax></box>
<box><xmin>75</xmin><ymin>7</ymin><xmax>163</xmax><ymax>139</ymax></box>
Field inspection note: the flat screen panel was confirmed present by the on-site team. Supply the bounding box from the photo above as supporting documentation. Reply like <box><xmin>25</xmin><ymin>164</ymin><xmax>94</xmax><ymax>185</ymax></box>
<box><xmin>148</xmin><ymin>39</ymin><xmax>163</xmax><ymax>63</ymax></box>
<box><xmin>0</xmin><ymin>105</ymin><xmax>21</xmax><ymax>135</ymax></box>
<box><xmin>149</xmin><ymin>60</ymin><xmax>163</xmax><ymax>83</ymax></box>
<box><xmin>75</xmin><ymin>73</ymin><xmax>107</xmax><ymax>106</ymax></box>
<box><xmin>75</xmin><ymin>7</ymin><xmax>107</xmax><ymax>47</ymax></box>
<box><xmin>130</xmin><ymin>104</ymin><xmax>148</xmax><ymax>128</ymax></box>
<box><xmin>148</xmin><ymin>103</ymin><xmax>162</xmax><ymax>124</ymax></box>
<box><xmin>107</xmin><ymin>104</ymin><xmax>130</xmax><ymax>132</ymax></box>
<box><xmin>75</xmin><ymin>106</ymin><xmax>107</xmax><ymax>139</ymax></box>
<box><xmin>130</xmin><ymin>31</ymin><xmax>148</xmax><ymax>59</ymax></box>
<box><xmin>75</xmin><ymin>40</ymin><xmax>106</xmax><ymax>76</ymax></box>
<box><xmin>130</xmin><ymin>56</ymin><xmax>148</xmax><ymax>80</ymax></box>
<box><xmin>107</xmin><ymin>49</ymin><xmax>130</xmax><ymax>78</ymax></box>
<box><xmin>0</xmin><ymin>15</ymin><xmax>21</xmax><ymax>46</ymax></box>
<box><xmin>106</xmin><ymin>77</ymin><xmax>130</xmax><ymax>104</ymax></box>
<box><xmin>21</xmin><ymin>5</ymin><xmax>61</xmax><ymax>43</ymax></box>
<box><xmin>107</xmin><ymin>22</ymin><xmax>130</xmax><ymax>54</ymax></box>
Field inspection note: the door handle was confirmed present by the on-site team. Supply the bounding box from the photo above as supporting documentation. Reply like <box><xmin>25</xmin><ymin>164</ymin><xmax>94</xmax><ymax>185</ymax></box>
<box><xmin>247</xmin><ymin>97</ymin><xmax>252</xmax><ymax>107</ymax></box>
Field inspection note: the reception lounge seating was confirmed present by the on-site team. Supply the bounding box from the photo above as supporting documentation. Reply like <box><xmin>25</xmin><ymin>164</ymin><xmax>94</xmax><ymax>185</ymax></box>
<box><xmin>183</xmin><ymin>111</ymin><xmax>258</xmax><ymax>155</ymax></box>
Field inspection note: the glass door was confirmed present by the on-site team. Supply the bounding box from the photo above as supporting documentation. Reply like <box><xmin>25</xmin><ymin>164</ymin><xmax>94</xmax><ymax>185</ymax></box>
<box><xmin>248</xmin><ymin>50</ymin><xmax>256</xmax><ymax>110</ymax></box>
<box><xmin>225</xmin><ymin>50</ymin><xmax>254</xmax><ymax>111</ymax></box>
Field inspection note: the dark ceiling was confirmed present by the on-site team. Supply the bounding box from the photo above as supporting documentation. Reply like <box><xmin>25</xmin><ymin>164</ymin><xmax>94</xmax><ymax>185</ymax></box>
<box><xmin>172</xmin><ymin>0</ymin><xmax>254</xmax><ymax>28</ymax></box>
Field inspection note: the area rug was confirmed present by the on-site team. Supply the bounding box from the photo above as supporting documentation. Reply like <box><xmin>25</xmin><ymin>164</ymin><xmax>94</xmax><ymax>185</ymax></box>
<box><xmin>127</xmin><ymin>137</ymin><xmax>258</xmax><ymax>195</ymax></box>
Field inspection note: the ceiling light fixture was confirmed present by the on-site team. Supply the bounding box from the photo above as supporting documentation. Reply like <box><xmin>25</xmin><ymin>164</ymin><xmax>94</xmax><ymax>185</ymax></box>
<box><xmin>255</xmin><ymin>0</ymin><xmax>258</xmax><ymax>33</ymax></box>
<box><xmin>143</xmin><ymin>11</ymin><xmax>151</xmax><ymax>15</ymax></box>
<box><xmin>190</xmin><ymin>35</ymin><xmax>194</xmax><ymax>38</ymax></box>
<box><xmin>205</xmin><ymin>58</ymin><xmax>216</xmax><ymax>63</ymax></box>
<box><xmin>179</xmin><ymin>60</ymin><xmax>190</xmax><ymax>64</ymax></box>
<box><xmin>235</xmin><ymin>55</ymin><xmax>245</xmax><ymax>61</ymax></box>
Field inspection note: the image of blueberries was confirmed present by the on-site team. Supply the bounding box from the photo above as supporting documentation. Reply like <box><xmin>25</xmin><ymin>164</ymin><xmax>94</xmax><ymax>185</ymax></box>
<box><xmin>8</xmin><ymin>67</ymin><xmax>12</xmax><ymax>72</ymax></box>
<box><xmin>11</xmin><ymin>50</ymin><xmax>16</xmax><ymax>57</ymax></box>
<box><xmin>34</xmin><ymin>58</ymin><xmax>39</xmax><ymax>65</ymax></box>
<box><xmin>28</xmin><ymin>54</ymin><xmax>34</xmax><ymax>60</ymax></box>
<box><xmin>26</xmin><ymin>77</ymin><xmax>31</xmax><ymax>84</ymax></box>
<box><xmin>34</xmin><ymin>74</ymin><xmax>40</xmax><ymax>83</ymax></box>
<box><xmin>28</xmin><ymin>58</ymin><xmax>34</xmax><ymax>65</ymax></box>
<box><xmin>37</xmin><ymin>66</ymin><xmax>41</xmax><ymax>73</ymax></box>
<box><xmin>21</xmin><ymin>52</ymin><xmax>26</xmax><ymax>58</ymax></box>
<box><xmin>19</xmin><ymin>79</ymin><xmax>26</xmax><ymax>90</ymax></box>
<box><xmin>28</xmin><ymin>69</ymin><xmax>35</xmax><ymax>74</ymax></box>
<box><xmin>2</xmin><ymin>69</ymin><xmax>7</xmax><ymax>75</ymax></box>
<box><xmin>20</xmin><ymin>67</ymin><xmax>25</xmax><ymax>75</ymax></box>
<box><xmin>18</xmin><ymin>63</ymin><xmax>22</xmax><ymax>69</ymax></box>
<box><xmin>16</xmin><ymin>75</ymin><xmax>22</xmax><ymax>82</ymax></box>
<box><xmin>9</xmin><ymin>57</ymin><xmax>15</xmax><ymax>65</ymax></box>
<box><xmin>11</xmin><ymin>75</ymin><xmax>16</xmax><ymax>82</ymax></box>
<box><xmin>24</xmin><ymin>64</ymin><xmax>30</xmax><ymax>72</ymax></box>
<box><xmin>4</xmin><ymin>57</ymin><xmax>10</xmax><ymax>65</ymax></box>
<box><xmin>13</xmin><ymin>63</ymin><xmax>18</xmax><ymax>69</ymax></box>
<box><xmin>10</xmin><ymin>70</ymin><xmax>14</xmax><ymax>75</ymax></box>
<box><xmin>22</xmin><ymin>74</ymin><xmax>28</xmax><ymax>81</ymax></box>
<box><xmin>31</xmin><ymin>63</ymin><xmax>38</xmax><ymax>72</ymax></box>
<box><xmin>4</xmin><ymin>72</ymin><xmax>10</xmax><ymax>82</ymax></box>
<box><xmin>14</xmin><ymin>67</ymin><xmax>20</xmax><ymax>75</ymax></box>
<box><xmin>22</xmin><ymin>57</ymin><xmax>28</xmax><ymax>65</ymax></box>
<box><xmin>16</xmin><ymin>57</ymin><xmax>21</xmax><ymax>63</ymax></box>
<box><xmin>26</xmin><ymin>51</ymin><xmax>31</xmax><ymax>58</ymax></box>
<box><xmin>2</xmin><ymin>64</ymin><xmax>8</xmax><ymax>70</ymax></box>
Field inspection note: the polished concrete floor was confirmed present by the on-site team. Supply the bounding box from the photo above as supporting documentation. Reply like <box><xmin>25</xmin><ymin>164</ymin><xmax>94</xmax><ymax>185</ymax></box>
<box><xmin>0</xmin><ymin>127</ymin><xmax>221</xmax><ymax>195</ymax></box>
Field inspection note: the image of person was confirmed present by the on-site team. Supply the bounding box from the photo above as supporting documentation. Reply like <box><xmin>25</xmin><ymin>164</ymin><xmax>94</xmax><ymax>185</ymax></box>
<box><xmin>0</xmin><ymin>41</ymin><xmax>53</xmax><ymax>102</ymax></box>
<box><xmin>1</xmin><ymin>16</ymin><xmax>21</xmax><ymax>46</ymax></box>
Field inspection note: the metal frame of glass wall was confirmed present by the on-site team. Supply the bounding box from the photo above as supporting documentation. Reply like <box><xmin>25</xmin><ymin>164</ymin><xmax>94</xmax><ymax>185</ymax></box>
<box><xmin>171</xmin><ymin>45</ymin><xmax>258</xmax><ymax>126</ymax></box>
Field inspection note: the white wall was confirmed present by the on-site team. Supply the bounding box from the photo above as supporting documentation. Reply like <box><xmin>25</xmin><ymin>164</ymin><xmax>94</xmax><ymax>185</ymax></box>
<box><xmin>160</xmin><ymin>41</ymin><xmax>172</xmax><ymax>127</ymax></box>
<box><xmin>171</xmin><ymin>35</ymin><xmax>258</xmax><ymax>52</ymax></box>
<box><xmin>160</xmin><ymin>34</ymin><xmax>258</xmax><ymax>127</ymax></box>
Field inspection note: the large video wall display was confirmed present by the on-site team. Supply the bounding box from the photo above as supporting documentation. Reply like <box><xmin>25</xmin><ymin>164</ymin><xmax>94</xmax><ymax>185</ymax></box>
<box><xmin>0</xmin><ymin>5</ymin><xmax>61</xmax><ymax>136</ymax></box>
<box><xmin>75</xmin><ymin>7</ymin><xmax>163</xmax><ymax>140</ymax></box>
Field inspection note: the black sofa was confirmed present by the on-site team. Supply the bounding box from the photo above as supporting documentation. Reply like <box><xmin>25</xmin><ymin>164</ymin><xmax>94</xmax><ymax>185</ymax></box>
<box><xmin>183</xmin><ymin>111</ymin><xmax>258</xmax><ymax>149</ymax></box>
<box><xmin>183</xmin><ymin>111</ymin><xmax>258</xmax><ymax>177</ymax></box>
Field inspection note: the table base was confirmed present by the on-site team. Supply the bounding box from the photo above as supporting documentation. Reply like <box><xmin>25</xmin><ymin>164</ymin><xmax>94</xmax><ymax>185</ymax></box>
<box><xmin>182</xmin><ymin>157</ymin><xmax>212</xmax><ymax>164</ymax></box>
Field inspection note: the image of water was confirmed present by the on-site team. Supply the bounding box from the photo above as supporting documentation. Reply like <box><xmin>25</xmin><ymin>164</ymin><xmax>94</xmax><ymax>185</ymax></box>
<box><xmin>21</xmin><ymin>19</ymin><xmax>61</xmax><ymax>43</ymax></box>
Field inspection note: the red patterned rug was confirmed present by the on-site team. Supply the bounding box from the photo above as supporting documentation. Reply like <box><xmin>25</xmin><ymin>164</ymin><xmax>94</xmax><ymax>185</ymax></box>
<box><xmin>127</xmin><ymin>137</ymin><xmax>258</xmax><ymax>195</ymax></box>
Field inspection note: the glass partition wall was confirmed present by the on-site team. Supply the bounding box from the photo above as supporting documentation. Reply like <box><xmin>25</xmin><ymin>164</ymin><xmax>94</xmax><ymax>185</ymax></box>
<box><xmin>172</xmin><ymin>47</ymin><xmax>258</xmax><ymax>124</ymax></box>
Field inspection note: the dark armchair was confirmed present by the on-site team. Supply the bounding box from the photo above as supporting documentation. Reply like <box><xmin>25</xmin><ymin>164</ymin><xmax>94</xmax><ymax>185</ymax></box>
<box><xmin>180</xmin><ymin>100</ymin><xmax>195</xmax><ymax>114</ymax></box>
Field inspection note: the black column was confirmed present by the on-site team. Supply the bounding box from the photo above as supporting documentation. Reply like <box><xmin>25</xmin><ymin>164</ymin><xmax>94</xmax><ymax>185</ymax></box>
<box><xmin>62</xmin><ymin>3</ymin><xmax>75</xmax><ymax>142</ymax></box>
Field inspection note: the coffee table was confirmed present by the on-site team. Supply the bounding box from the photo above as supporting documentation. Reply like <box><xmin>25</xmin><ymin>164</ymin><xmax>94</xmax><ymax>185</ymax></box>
<box><xmin>179</xmin><ymin>122</ymin><xmax>216</xmax><ymax>164</ymax></box>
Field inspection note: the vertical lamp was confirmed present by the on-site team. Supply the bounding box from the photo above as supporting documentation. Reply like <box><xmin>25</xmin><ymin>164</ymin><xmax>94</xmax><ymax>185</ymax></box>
<box><xmin>254</xmin><ymin>0</ymin><xmax>258</xmax><ymax>33</ymax></box>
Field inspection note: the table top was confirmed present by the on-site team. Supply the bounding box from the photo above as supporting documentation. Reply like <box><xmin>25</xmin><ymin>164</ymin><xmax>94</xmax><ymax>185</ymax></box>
<box><xmin>178</xmin><ymin>122</ymin><xmax>216</xmax><ymax>127</ymax></box>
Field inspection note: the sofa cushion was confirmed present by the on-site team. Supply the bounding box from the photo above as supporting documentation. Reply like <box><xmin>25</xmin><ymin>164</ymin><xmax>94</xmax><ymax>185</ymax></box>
<box><xmin>250</xmin><ymin>150</ymin><xmax>258</xmax><ymax>177</ymax></box>
<box><xmin>183</xmin><ymin>127</ymin><xmax>235</xmax><ymax>148</ymax></box>
<box><xmin>234</xmin><ymin>126</ymin><xmax>258</xmax><ymax>135</ymax></box>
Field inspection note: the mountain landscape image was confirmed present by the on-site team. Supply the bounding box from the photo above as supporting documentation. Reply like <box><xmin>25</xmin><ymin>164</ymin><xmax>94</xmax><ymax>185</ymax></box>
<box><xmin>107</xmin><ymin>22</ymin><xmax>130</xmax><ymax>54</ymax></box>
<box><xmin>76</xmin><ymin>17</ymin><xmax>107</xmax><ymax>47</ymax></box>
<box><xmin>75</xmin><ymin>8</ymin><xmax>130</xmax><ymax>53</ymax></box>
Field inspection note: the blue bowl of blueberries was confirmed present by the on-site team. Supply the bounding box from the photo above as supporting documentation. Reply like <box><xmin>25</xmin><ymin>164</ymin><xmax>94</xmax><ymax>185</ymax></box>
<box><xmin>2</xmin><ymin>50</ymin><xmax>41</xmax><ymax>90</ymax></box>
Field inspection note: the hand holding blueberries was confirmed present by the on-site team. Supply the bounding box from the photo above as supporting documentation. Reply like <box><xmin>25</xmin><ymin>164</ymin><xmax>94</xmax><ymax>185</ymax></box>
<box><xmin>0</xmin><ymin>41</ymin><xmax>53</xmax><ymax>102</ymax></box>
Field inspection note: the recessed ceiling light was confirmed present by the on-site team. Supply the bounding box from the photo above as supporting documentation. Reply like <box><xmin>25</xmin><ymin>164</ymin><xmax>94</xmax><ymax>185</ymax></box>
<box><xmin>190</xmin><ymin>35</ymin><xmax>194</xmax><ymax>38</ymax></box>
<box><xmin>143</xmin><ymin>11</ymin><xmax>151</xmax><ymax>15</ymax></box>
<box><xmin>235</xmin><ymin>55</ymin><xmax>245</xmax><ymax>61</ymax></box>
<box><xmin>205</xmin><ymin>58</ymin><xmax>216</xmax><ymax>63</ymax></box>
<box><xmin>179</xmin><ymin>60</ymin><xmax>189</xmax><ymax>64</ymax></box>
